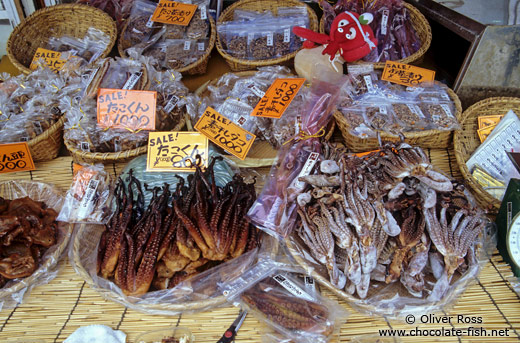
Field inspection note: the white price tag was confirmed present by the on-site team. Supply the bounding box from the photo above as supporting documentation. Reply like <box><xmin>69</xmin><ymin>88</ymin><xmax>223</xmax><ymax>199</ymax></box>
<box><xmin>290</xmin><ymin>152</ymin><xmax>320</xmax><ymax>190</ymax></box>
<box><xmin>122</xmin><ymin>71</ymin><xmax>143</xmax><ymax>90</ymax></box>
<box><xmin>283</xmin><ymin>28</ymin><xmax>291</xmax><ymax>43</ymax></box>
<box><xmin>267</xmin><ymin>32</ymin><xmax>274</xmax><ymax>46</ymax></box>
<box><xmin>381</xmin><ymin>10</ymin><xmax>389</xmax><ymax>35</ymax></box>
<box><xmin>146</xmin><ymin>15</ymin><xmax>154</xmax><ymax>28</ymax></box>
<box><xmin>197</xmin><ymin>42</ymin><xmax>205</xmax><ymax>51</ymax></box>
<box><xmin>183</xmin><ymin>40</ymin><xmax>191</xmax><ymax>50</ymax></box>
<box><xmin>163</xmin><ymin>95</ymin><xmax>180</xmax><ymax>113</ymax></box>
<box><xmin>363</xmin><ymin>75</ymin><xmax>374</xmax><ymax>93</ymax></box>
<box><xmin>273</xmin><ymin>274</ymin><xmax>314</xmax><ymax>301</ymax></box>
<box><xmin>200</xmin><ymin>5</ymin><xmax>207</xmax><ymax>20</ymax></box>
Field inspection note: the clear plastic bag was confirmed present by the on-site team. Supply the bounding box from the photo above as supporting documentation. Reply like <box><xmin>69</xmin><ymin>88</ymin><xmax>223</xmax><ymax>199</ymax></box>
<box><xmin>57</xmin><ymin>164</ymin><xmax>113</xmax><ymax>224</ymax></box>
<box><xmin>0</xmin><ymin>181</ymin><xmax>71</xmax><ymax>311</ymax></box>
<box><xmin>165</xmin><ymin>39</ymin><xmax>198</xmax><ymax>69</ymax></box>
<box><xmin>120</xmin><ymin>0</ymin><xmax>163</xmax><ymax>51</ymax></box>
<box><xmin>217</xmin><ymin>22</ymin><xmax>249</xmax><ymax>59</ymax></box>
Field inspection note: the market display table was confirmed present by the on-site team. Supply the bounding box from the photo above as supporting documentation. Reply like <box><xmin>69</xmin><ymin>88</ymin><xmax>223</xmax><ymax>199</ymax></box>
<box><xmin>0</xmin><ymin>152</ymin><xmax>519</xmax><ymax>342</ymax></box>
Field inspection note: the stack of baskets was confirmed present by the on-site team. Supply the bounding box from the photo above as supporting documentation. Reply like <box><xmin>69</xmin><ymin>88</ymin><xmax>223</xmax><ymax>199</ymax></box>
<box><xmin>216</xmin><ymin>0</ymin><xmax>318</xmax><ymax>71</ymax></box>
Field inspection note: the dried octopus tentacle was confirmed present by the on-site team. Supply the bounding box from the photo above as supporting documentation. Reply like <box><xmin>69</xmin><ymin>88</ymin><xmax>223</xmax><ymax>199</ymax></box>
<box><xmin>173</xmin><ymin>200</ymin><xmax>209</xmax><ymax>257</ymax></box>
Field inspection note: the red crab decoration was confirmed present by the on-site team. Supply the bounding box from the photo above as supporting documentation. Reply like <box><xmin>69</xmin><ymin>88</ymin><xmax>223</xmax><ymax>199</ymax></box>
<box><xmin>293</xmin><ymin>11</ymin><xmax>378</xmax><ymax>63</ymax></box>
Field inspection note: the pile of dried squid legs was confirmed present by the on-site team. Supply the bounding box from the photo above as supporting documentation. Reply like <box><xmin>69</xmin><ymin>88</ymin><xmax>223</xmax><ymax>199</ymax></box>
<box><xmin>97</xmin><ymin>157</ymin><xmax>260</xmax><ymax>296</ymax></box>
<box><xmin>296</xmin><ymin>140</ymin><xmax>486</xmax><ymax>299</ymax></box>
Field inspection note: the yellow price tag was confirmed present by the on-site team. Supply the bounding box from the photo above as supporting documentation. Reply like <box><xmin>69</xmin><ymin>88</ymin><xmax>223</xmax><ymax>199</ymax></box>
<box><xmin>381</xmin><ymin>61</ymin><xmax>435</xmax><ymax>87</ymax></box>
<box><xmin>194</xmin><ymin>107</ymin><xmax>255</xmax><ymax>160</ymax></box>
<box><xmin>151</xmin><ymin>0</ymin><xmax>198</xmax><ymax>26</ymax></box>
<box><xmin>0</xmin><ymin>142</ymin><xmax>36</xmax><ymax>174</ymax></box>
<box><xmin>478</xmin><ymin>115</ymin><xmax>504</xmax><ymax>130</ymax></box>
<box><xmin>147</xmin><ymin>132</ymin><xmax>208</xmax><ymax>172</ymax></box>
<box><xmin>251</xmin><ymin>78</ymin><xmax>305</xmax><ymax>118</ymax></box>
<box><xmin>30</xmin><ymin>48</ymin><xmax>69</xmax><ymax>72</ymax></box>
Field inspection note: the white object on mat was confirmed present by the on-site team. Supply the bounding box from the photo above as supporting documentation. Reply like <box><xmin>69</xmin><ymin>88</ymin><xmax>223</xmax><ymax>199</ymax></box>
<box><xmin>64</xmin><ymin>325</ymin><xmax>126</xmax><ymax>343</ymax></box>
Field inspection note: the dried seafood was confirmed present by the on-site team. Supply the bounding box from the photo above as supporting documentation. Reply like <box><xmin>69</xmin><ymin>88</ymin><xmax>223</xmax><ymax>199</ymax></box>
<box><xmin>295</xmin><ymin>140</ymin><xmax>485</xmax><ymax>299</ymax></box>
<box><xmin>97</xmin><ymin>157</ymin><xmax>260</xmax><ymax>296</ymax></box>
<box><xmin>0</xmin><ymin>197</ymin><xmax>58</xmax><ymax>287</ymax></box>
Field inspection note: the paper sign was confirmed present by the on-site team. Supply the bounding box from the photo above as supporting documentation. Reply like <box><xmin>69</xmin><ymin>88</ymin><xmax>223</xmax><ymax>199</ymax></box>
<box><xmin>251</xmin><ymin>78</ymin><xmax>305</xmax><ymax>118</ymax></box>
<box><xmin>382</xmin><ymin>61</ymin><xmax>435</xmax><ymax>87</ymax></box>
<box><xmin>97</xmin><ymin>89</ymin><xmax>156</xmax><ymax>131</ymax></box>
<box><xmin>477</xmin><ymin>124</ymin><xmax>496</xmax><ymax>143</ymax></box>
<box><xmin>194</xmin><ymin>107</ymin><xmax>255</xmax><ymax>160</ymax></box>
<box><xmin>0</xmin><ymin>142</ymin><xmax>35</xmax><ymax>174</ymax></box>
<box><xmin>478</xmin><ymin>115</ymin><xmax>504</xmax><ymax>129</ymax></box>
<box><xmin>147</xmin><ymin>132</ymin><xmax>208</xmax><ymax>172</ymax></box>
<box><xmin>151</xmin><ymin>0</ymin><xmax>198</xmax><ymax>26</ymax></box>
<box><xmin>29</xmin><ymin>48</ymin><xmax>69</xmax><ymax>72</ymax></box>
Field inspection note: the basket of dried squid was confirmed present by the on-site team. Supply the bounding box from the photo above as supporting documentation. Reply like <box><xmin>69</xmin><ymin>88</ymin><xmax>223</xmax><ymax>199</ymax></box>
<box><xmin>189</xmin><ymin>66</ymin><xmax>336</xmax><ymax>167</ymax></box>
<box><xmin>216</xmin><ymin>0</ymin><xmax>318</xmax><ymax>71</ymax></box>
<box><xmin>283</xmin><ymin>140</ymin><xmax>492</xmax><ymax>319</ymax></box>
<box><xmin>118</xmin><ymin>0</ymin><xmax>216</xmax><ymax>75</ymax></box>
<box><xmin>63</xmin><ymin>60</ymin><xmax>188</xmax><ymax>164</ymax></box>
<box><xmin>70</xmin><ymin>152</ymin><xmax>261</xmax><ymax>314</ymax></box>
<box><xmin>334</xmin><ymin>66</ymin><xmax>462</xmax><ymax>151</ymax></box>
<box><xmin>0</xmin><ymin>180</ymin><xmax>72</xmax><ymax>310</ymax></box>
<box><xmin>318</xmin><ymin>0</ymin><xmax>431</xmax><ymax>68</ymax></box>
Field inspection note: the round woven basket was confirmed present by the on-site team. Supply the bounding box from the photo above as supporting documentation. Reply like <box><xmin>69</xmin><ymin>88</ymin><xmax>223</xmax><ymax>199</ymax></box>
<box><xmin>335</xmin><ymin>83</ymin><xmax>462</xmax><ymax>152</ymax></box>
<box><xmin>71</xmin><ymin>223</ymin><xmax>227</xmax><ymax>315</ymax></box>
<box><xmin>216</xmin><ymin>0</ymin><xmax>318</xmax><ymax>71</ymax></box>
<box><xmin>454</xmin><ymin>97</ymin><xmax>520</xmax><ymax>212</ymax></box>
<box><xmin>7</xmin><ymin>4</ymin><xmax>117</xmax><ymax>75</ymax></box>
<box><xmin>27</xmin><ymin>115</ymin><xmax>65</xmax><ymax>162</ymax></box>
<box><xmin>319</xmin><ymin>3</ymin><xmax>431</xmax><ymax>69</ymax></box>
<box><xmin>0</xmin><ymin>181</ymin><xmax>72</xmax><ymax>300</ymax></box>
<box><xmin>118</xmin><ymin>17</ymin><xmax>217</xmax><ymax>75</ymax></box>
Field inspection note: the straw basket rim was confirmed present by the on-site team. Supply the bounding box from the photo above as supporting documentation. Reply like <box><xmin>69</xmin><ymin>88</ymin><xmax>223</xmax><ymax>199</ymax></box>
<box><xmin>334</xmin><ymin>82</ymin><xmax>462</xmax><ymax>149</ymax></box>
<box><xmin>454</xmin><ymin>96</ymin><xmax>520</xmax><ymax>211</ymax></box>
<box><xmin>215</xmin><ymin>0</ymin><xmax>319</xmax><ymax>71</ymax></box>
<box><xmin>7</xmin><ymin>3</ymin><xmax>117</xmax><ymax>75</ymax></box>
<box><xmin>319</xmin><ymin>2</ymin><xmax>431</xmax><ymax>69</ymax></box>
<box><xmin>71</xmin><ymin>224</ymin><xmax>228</xmax><ymax>314</ymax></box>
<box><xmin>0</xmin><ymin>180</ymin><xmax>72</xmax><ymax>298</ymax></box>
<box><xmin>118</xmin><ymin>17</ymin><xmax>217</xmax><ymax>75</ymax></box>
<box><xmin>26</xmin><ymin>114</ymin><xmax>66</xmax><ymax>162</ymax></box>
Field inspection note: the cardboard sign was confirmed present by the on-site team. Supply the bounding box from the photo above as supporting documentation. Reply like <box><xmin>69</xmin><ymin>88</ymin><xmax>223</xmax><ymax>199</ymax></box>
<box><xmin>251</xmin><ymin>78</ymin><xmax>305</xmax><ymax>118</ymax></box>
<box><xmin>147</xmin><ymin>132</ymin><xmax>208</xmax><ymax>172</ymax></box>
<box><xmin>194</xmin><ymin>107</ymin><xmax>255</xmax><ymax>160</ymax></box>
<box><xmin>97</xmin><ymin>89</ymin><xmax>156</xmax><ymax>131</ymax></box>
<box><xmin>29</xmin><ymin>48</ymin><xmax>69</xmax><ymax>72</ymax></box>
<box><xmin>382</xmin><ymin>61</ymin><xmax>435</xmax><ymax>87</ymax></box>
<box><xmin>0</xmin><ymin>142</ymin><xmax>35</xmax><ymax>174</ymax></box>
<box><xmin>151</xmin><ymin>0</ymin><xmax>198</xmax><ymax>26</ymax></box>
<box><xmin>477</xmin><ymin>125</ymin><xmax>496</xmax><ymax>143</ymax></box>
<box><xmin>478</xmin><ymin>115</ymin><xmax>504</xmax><ymax>129</ymax></box>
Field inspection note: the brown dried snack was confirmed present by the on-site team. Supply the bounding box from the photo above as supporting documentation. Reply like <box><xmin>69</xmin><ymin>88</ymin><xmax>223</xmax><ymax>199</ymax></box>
<box><xmin>418</xmin><ymin>103</ymin><xmax>458</xmax><ymax>129</ymax></box>
<box><xmin>164</xmin><ymin>24</ymin><xmax>186</xmax><ymax>39</ymax></box>
<box><xmin>227</xmin><ymin>36</ymin><xmax>247</xmax><ymax>59</ymax></box>
<box><xmin>249</xmin><ymin>35</ymin><xmax>275</xmax><ymax>60</ymax></box>
<box><xmin>186</xmin><ymin>10</ymin><xmax>209</xmax><ymax>39</ymax></box>
<box><xmin>392</xmin><ymin>103</ymin><xmax>426</xmax><ymax>130</ymax></box>
<box><xmin>341</xmin><ymin>109</ymin><xmax>365</xmax><ymax>129</ymax></box>
<box><xmin>274</xmin><ymin>33</ymin><xmax>291</xmax><ymax>57</ymax></box>
<box><xmin>121</xmin><ymin>16</ymin><xmax>156</xmax><ymax>50</ymax></box>
<box><xmin>144</xmin><ymin>44</ymin><xmax>167</xmax><ymax>67</ymax></box>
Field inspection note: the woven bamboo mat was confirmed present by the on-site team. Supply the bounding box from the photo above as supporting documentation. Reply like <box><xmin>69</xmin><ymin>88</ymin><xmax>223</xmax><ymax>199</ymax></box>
<box><xmin>0</xmin><ymin>151</ymin><xmax>518</xmax><ymax>343</ymax></box>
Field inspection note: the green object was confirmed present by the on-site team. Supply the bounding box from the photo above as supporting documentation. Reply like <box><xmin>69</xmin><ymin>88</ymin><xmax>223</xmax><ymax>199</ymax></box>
<box><xmin>496</xmin><ymin>178</ymin><xmax>520</xmax><ymax>277</ymax></box>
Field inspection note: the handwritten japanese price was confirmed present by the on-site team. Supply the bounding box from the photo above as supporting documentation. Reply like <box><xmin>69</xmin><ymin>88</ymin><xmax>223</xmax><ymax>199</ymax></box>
<box><xmin>0</xmin><ymin>142</ymin><xmax>35</xmax><ymax>174</ymax></box>
<box><xmin>29</xmin><ymin>48</ymin><xmax>70</xmax><ymax>72</ymax></box>
<box><xmin>251</xmin><ymin>78</ymin><xmax>305</xmax><ymax>118</ymax></box>
<box><xmin>194</xmin><ymin>107</ymin><xmax>255</xmax><ymax>160</ymax></box>
<box><xmin>382</xmin><ymin>61</ymin><xmax>435</xmax><ymax>87</ymax></box>
<box><xmin>97</xmin><ymin>89</ymin><xmax>156</xmax><ymax>131</ymax></box>
<box><xmin>151</xmin><ymin>0</ymin><xmax>198</xmax><ymax>26</ymax></box>
<box><xmin>147</xmin><ymin>132</ymin><xmax>208</xmax><ymax>172</ymax></box>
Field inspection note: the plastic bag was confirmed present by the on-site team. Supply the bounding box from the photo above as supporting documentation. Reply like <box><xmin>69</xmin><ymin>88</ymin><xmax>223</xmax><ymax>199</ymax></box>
<box><xmin>120</xmin><ymin>0</ymin><xmax>163</xmax><ymax>51</ymax></box>
<box><xmin>0</xmin><ymin>181</ymin><xmax>71</xmax><ymax>311</ymax></box>
<box><xmin>165</xmin><ymin>39</ymin><xmax>197</xmax><ymax>69</ymax></box>
<box><xmin>57</xmin><ymin>164</ymin><xmax>113</xmax><ymax>224</ymax></box>
<box><xmin>247</xmin><ymin>69</ymin><xmax>349</xmax><ymax>239</ymax></box>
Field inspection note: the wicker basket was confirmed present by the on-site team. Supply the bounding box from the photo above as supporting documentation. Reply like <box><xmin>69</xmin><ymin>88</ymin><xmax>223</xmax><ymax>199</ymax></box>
<box><xmin>454</xmin><ymin>97</ymin><xmax>520</xmax><ymax>212</ymax></box>
<box><xmin>7</xmin><ymin>4</ymin><xmax>117</xmax><ymax>75</ymax></box>
<box><xmin>118</xmin><ymin>17</ymin><xmax>217</xmax><ymax>75</ymax></box>
<box><xmin>335</xmin><ymin>84</ymin><xmax>462</xmax><ymax>152</ymax></box>
<box><xmin>26</xmin><ymin>115</ymin><xmax>65</xmax><ymax>162</ymax></box>
<box><xmin>319</xmin><ymin>3</ymin><xmax>431</xmax><ymax>69</ymax></box>
<box><xmin>0</xmin><ymin>181</ymin><xmax>72</xmax><ymax>300</ymax></box>
<box><xmin>215</xmin><ymin>0</ymin><xmax>318</xmax><ymax>71</ymax></box>
<box><xmin>71</xmin><ymin>223</ymin><xmax>227</xmax><ymax>315</ymax></box>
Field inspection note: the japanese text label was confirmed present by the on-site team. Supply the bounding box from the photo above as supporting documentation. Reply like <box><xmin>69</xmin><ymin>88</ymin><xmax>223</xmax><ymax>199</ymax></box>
<box><xmin>194</xmin><ymin>107</ymin><xmax>255</xmax><ymax>160</ymax></box>
<box><xmin>151</xmin><ymin>0</ymin><xmax>198</xmax><ymax>26</ymax></box>
<box><xmin>29</xmin><ymin>48</ymin><xmax>70</xmax><ymax>72</ymax></box>
<box><xmin>382</xmin><ymin>61</ymin><xmax>435</xmax><ymax>87</ymax></box>
<box><xmin>147</xmin><ymin>132</ymin><xmax>208</xmax><ymax>172</ymax></box>
<box><xmin>97</xmin><ymin>89</ymin><xmax>156</xmax><ymax>131</ymax></box>
<box><xmin>251</xmin><ymin>78</ymin><xmax>305</xmax><ymax>118</ymax></box>
<box><xmin>0</xmin><ymin>142</ymin><xmax>35</xmax><ymax>174</ymax></box>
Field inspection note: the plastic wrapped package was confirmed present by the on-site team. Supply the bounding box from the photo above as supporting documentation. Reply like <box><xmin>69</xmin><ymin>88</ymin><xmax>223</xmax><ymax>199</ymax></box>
<box><xmin>247</xmin><ymin>69</ymin><xmax>349</xmax><ymax>239</ymax></box>
<box><xmin>337</xmin><ymin>106</ymin><xmax>374</xmax><ymax>138</ymax></box>
<box><xmin>185</xmin><ymin>4</ymin><xmax>210</xmax><ymax>40</ymax></box>
<box><xmin>120</xmin><ymin>0</ymin><xmax>163</xmax><ymax>51</ymax></box>
<box><xmin>247</xmin><ymin>27</ymin><xmax>276</xmax><ymax>60</ymax></box>
<box><xmin>57</xmin><ymin>164</ymin><xmax>113</xmax><ymax>224</ymax></box>
<box><xmin>285</xmin><ymin>140</ymin><xmax>495</xmax><ymax>319</ymax></box>
<box><xmin>0</xmin><ymin>180</ymin><xmax>72</xmax><ymax>311</ymax></box>
<box><xmin>99</xmin><ymin>58</ymin><xmax>144</xmax><ymax>90</ymax></box>
<box><xmin>391</xmin><ymin>103</ymin><xmax>429</xmax><ymax>131</ymax></box>
<box><xmin>364</xmin><ymin>103</ymin><xmax>401</xmax><ymax>134</ymax></box>
<box><xmin>218</xmin><ymin>22</ymin><xmax>249</xmax><ymax>59</ymax></box>
<box><xmin>165</xmin><ymin>40</ymin><xmax>198</xmax><ymax>70</ymax></box>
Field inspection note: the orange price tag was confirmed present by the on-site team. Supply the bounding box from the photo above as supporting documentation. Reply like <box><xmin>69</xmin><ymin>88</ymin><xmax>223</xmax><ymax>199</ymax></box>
<box><xmin>0</xmin><ymin>142</ymin><xmax>35</xmax><ymax>174</ymax></box>
<box><xmin>381</xmin><ymin>61</ymin><xmax>435</xmax><ymax>87</ymax></box>
<box><xmin>147</xmin><ymin>132</ymin><xmax>208</xmax><ymax>172</ymax></box>
<box><xmin>151</xmin><ymin>0</ymin><xmax>198</xmax><ymax>26</ymax></box>
<box><xmin>29</xmin><ymin>48</ymin><xmax>69</xmax><ymax>72</ymax></box>
<box><xmin>194</xmin><ymin>107</ymin><xmax>255</xmax><ymax>160</ymax></box>
<box><xmin>97</xmin><ymin>89</ymin><xmax>156</xmax><ymax>131</ymax></box>
<box><xmin>251</xmin><ymin>78</ymin><xmax>305</xmax><ymax>118</ymax></box>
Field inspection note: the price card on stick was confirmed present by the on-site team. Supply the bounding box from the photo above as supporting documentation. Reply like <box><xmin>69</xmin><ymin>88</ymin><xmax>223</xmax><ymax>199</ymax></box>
<box><xmin>194</xmin><ymin>107</ymin><xmax>256</xmax><ymax>160</ymax></box>
<box><xmin>251</xmin><ymin>78</ymin><xmax>305</xmax><ymax>118</ymax></box>
<box><xmin>0</xmin><ymin>142</ymin><xmax>35</xmax><ymax>174</ymax></box>
<box><xmin>97</xmin><ymin>89</ymin><xmax>156</xmax><ymax>131</ymax></box>
<box><xmin>147</xmin><ymin>132</ymin><xmax>208</xmax><ymax>172</ymax></box>
<box><xmin>381</xmin><ymin>61</ymin><xmax>435</xmax><ymax>87</ymax></box>
<box><xmin>30</xmin><ymin>48</ymin><xmax>70</xmax><ymax>72</ymax></box>
<box><xmin>151</xmin><ymin>0</ymin><xmax>198</xmax><ymax>26</ymax></box>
